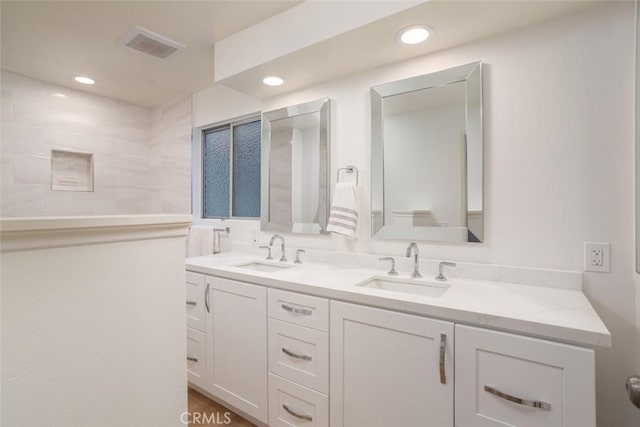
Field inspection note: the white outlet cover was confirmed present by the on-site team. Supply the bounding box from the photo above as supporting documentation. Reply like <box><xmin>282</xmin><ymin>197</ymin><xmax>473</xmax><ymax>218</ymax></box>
<box><xmin>584</xmin><ymin>242</ymin><xmax>611</xmax><ymax>273</ymax></box>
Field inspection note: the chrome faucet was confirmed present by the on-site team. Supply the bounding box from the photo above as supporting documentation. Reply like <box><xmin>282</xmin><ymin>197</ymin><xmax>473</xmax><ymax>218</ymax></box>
<box><xmin>406</xmin><ymin>242</ymin><xmax>421</xmax><ymax>278</ymax></box>
<box><xmin>435</xmin><ymin>261</ymin><xmax>457</xmax><ymax>281</ymax></box>
<box><xmin>269</xmin><ymin>234</ymin><xmax>287</xmax><ymax>262</ymax></box>
<box><xmin>379</xmin><ymin>257</ymin><xmax>398</xmax><ymax>276</ymax></box>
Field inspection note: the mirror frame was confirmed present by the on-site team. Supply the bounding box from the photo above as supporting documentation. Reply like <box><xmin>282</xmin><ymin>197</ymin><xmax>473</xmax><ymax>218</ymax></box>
<box><xmin>635</xmin><ymin>2</ymin><xmax>640</xmax><ymax>274</ymax></box>
<box><xmin>370</xmin><ymin>61</ymin><xmax>483</xmax><ymax>242</ymax></box>
<box><xmin>260</xmin><ymin>97</ymin><xmax>330</xmax><ymax>234</ymax></box>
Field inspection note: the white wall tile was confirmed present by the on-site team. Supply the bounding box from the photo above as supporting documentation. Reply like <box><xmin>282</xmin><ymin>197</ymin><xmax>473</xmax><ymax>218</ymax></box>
<box><xmin>1</xmin><ymin>70</ymin><xmax>188</xmax><ymax>217</ymax></box>
<box><xmin>13</xmin><ymin>154</ymin><xmax>50</xmax><ymax>185</ymax></box>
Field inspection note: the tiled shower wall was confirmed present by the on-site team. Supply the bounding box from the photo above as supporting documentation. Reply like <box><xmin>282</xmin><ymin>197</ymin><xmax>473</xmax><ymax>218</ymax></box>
<box><xmin>149</xmin><ymin>95</ymin><xmax>192</xmax><ymax>214</ymax></box>
<box><xmin>0</xmin><ymin>71</ymin><xmax>191</xmax><ymax>216</ymax></box>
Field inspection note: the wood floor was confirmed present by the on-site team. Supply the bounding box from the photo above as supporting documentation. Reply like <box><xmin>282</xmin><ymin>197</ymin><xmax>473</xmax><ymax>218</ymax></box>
<box><xmin>187</xmin><ymin>388</ymin><xmax>256</xmax><ymax>426</ymax></box>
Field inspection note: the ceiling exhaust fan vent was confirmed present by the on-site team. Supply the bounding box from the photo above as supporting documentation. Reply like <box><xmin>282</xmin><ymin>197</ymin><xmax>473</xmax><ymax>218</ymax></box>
<box><xmin>120</xmin><ymin>26</ymin><xmax>185</xmax><ymax>59</ymax></box>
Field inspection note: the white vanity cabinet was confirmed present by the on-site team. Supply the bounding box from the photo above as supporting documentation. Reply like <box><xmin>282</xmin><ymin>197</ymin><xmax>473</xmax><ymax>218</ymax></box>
<box><xmin>186</xmin><ymin>272</ymin><xmax>207</xmax><ymax>389</ymax></box>
<box><xmin>206</xmin><ymin>276</ymin><xmax>269</xmax><ymax>423</ymax></box>
<box><xmin>185</xmin><ymin>266</ymin><xmax>601</xmax><ymax>427</ymax></box>
<box><xmin>329</xmin><ymin>301</ymin><xmax>454</xmax><ymax>427</ymax></box>
<box><xmin>455</xmin><ymin>325</ymin><xmax>595</xmax><ymax>427</ymax></box>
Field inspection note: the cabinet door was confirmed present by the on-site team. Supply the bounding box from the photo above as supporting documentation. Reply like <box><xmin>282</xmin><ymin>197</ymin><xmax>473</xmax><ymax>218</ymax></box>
<box><xmin>455</xmin><ymin>325</ymin><xmax>595</xmax><ymax>427</ymax></box>
<box><xmin>330</xmin><ymin>301</ymin><xmax>454</xmax><ymax>427</ymax></box>
<box><xmin>207</xmin><ymin>277</ymin><xmax>268</xmax><ymax>423</ymax></box>
<box><xmin>186</xmin><ymin>272</ymin><xmax>206</xmax><ymax>331</ymax></box>
<box><xmin>187</xmin><ymin>327</ymin><xmax>206</xmax><ymax>389</ymax></box>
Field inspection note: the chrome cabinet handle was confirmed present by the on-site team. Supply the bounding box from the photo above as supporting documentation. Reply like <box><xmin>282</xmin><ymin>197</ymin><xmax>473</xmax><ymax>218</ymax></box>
<box><xmin>187</xmin><ymin>356</ymin><xmax>198</xmax><ymax>362</ymax></box>
<box><xmin>186</xmin><ymin>301</ymin><xmax>197</xmax><ymax>306</ymax></box>
<box><xmin>282</xmin><ymin>304</ymin><xmax>312</xmax><ymax>316</ymax></box>
<box><xmin>439</xmin><ymin>334</ymin><xmax>446</xmax><ymax>384</ymax></box>
<box><xmin>484</xmin><ymin>385</ymin><xmax>551</xmax><ymax>410</ymax></box>
<box><xmin>205</xmin><ymin>283</ymin><xmax>210</xmax><ymax>313</ymax></box>
<box><xmin>282</xmin><ymin>404</ymin><xmax>312</xmax><ymax>421</ymax></box>
<box><xmin>626</xmin><ymin>376</ymin><xmax>640</xmax><ymax>408</ymax></box>
<box><xmin>282</xmin><ymin>347</ymin><xmax>312</xmax><ymax>361</ymax></box>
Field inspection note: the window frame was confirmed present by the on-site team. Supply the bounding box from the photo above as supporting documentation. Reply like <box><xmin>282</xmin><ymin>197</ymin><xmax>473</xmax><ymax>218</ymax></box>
<box><xmin>191</xmin><ymin>112</ymin><xmax>262</xmax><ymax>224</ymax></box>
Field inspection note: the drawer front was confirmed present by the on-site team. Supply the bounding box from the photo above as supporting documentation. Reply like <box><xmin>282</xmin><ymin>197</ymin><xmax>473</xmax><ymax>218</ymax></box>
<box><xmin>268</xmin><ymin>289</ymin><xmax>329</xmax><ymax>331</ymax></box>
<box><xmin>187</xmin><ymin>327</ymin><xmax>206</xmax><ymax>389</ymax></box>
<box><xmin>268</xmin><ymin>319</ymin><xmax>329</xmax><ymax>394</ymax></box>
<box><xmin>455</xmin><ymin>325</ymin><xmax>595</xmax><ymax>427</ymax></box>
<box><xmin>269</xmin><ymin>373</ymin><xmax>328</xmax><ymax>427</ymax></box>
<box><xmin>186</xmin><ymin>272</ymin><xmax>207</xmax><ymax>332</ymax></box>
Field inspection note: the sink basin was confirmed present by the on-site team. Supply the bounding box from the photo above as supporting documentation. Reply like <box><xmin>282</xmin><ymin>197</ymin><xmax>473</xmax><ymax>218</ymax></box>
<box><xmin>357</xmin><ymin>276</ymin><xmax>450</xmax><ymax>298</ymax></box>
<box><xmin>234</xmin><ymin>261</ymin><xmax>294</xmax><ymax>273</ymax></box>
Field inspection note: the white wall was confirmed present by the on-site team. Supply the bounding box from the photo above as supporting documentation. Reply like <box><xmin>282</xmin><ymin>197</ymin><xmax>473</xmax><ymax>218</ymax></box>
<box><xmin>0</xmin><ymin>216</ymin><xmax>189</xmax><ymax>426</ymax></box>
<box><xmin>195</xmin><ymin>3</ymin><xmax>638</xmax><ymax>424</ymax></box>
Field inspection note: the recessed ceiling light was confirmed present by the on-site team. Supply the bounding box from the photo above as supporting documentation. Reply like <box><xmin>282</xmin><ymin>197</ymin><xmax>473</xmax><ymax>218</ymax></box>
<box><xmin>263</xmin><ymin>76</ymin><xmax>284</xmax><ymax>87</ymax></box>
<box><xmin>74</xmin><ymin>76</ymin><xmax>95</xmax><ymax>85</ymax></box>
<box><xmin>398</xmin><ymin>25</ymin><xmax>432</xmax><ymax>45</ymax></box>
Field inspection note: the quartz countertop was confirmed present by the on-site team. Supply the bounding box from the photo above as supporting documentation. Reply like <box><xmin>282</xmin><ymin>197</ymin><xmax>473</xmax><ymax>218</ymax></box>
<box><xmin>186</xmin><ymin>252</ymin><xmax>611</xmax><ymax>348</ymax></box>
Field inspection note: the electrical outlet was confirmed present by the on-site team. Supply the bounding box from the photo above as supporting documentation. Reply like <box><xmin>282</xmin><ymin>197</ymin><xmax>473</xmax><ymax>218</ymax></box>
<box><xmin>584</xmin><ymin>242</ymin><xmax>610</xmax><ymax>273</ymax></box>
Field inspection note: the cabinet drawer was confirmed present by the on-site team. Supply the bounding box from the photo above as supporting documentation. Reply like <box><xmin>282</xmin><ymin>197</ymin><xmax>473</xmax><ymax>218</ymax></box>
<box><xmin>268</xmin><ymin>319</ymin><xmax>329</xmax><ymax>393</ymax></box>
<box><xmin>186</xmin><ymin>272</ymin><xmax>207</xmax><ymax>332</ymax></box>
<box><xmin>268</xmin><ymin>289</ymin><xmax>328</xmax><ymax>331</ymax></box>
<box><xmin>269</xmin><ymin>373</ymin><xmax>328</xmax><ymax>427</ymax></box>
<box><xmin>187</xmin><ymin>327</ymin><xmax>206</xmax><ymax>389</ymax></box>
<box><xmin>455</xmin><ymin>325</ymin><xmax>595</xmax><ymax>427</ymax></box>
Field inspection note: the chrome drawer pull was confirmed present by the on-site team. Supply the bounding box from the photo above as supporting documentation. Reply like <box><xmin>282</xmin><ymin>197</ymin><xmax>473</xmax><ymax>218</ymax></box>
<box><xmin>282</xmin><ymin>404</ymin><xmax>312</xmax><ymax>421</ymax></box>
<box><xmin>187</xmin><ymin>356</ymin><xmax>198</xmax><ymax>363</ymax></box>
<box><xmin>439</xmin><ymin>334</ymin><xmax>446</xmax><ymax>384</ymax></box>
<box><xmin>186</xmin><ymin>301</ymin><xmax>197</xmax><ymax>306</ymax></box>
<box><xmin>484</xmin><ymin>385</ymin><xmax>551</xmax><ymax>410</ymax></box>
<box><xmin>205</xmin><ymin>283</ymin><xmax>210</xmax><ymax>313</ymax></box>
<box><xmin>282</xmin><ymin>347</ymin><xmax>312</xmax><ymax>361</ymax></box>
<box><xmin>282</xmin><ymin>304</ymin><xmax>312</xmax><ymax>316</ymax></box>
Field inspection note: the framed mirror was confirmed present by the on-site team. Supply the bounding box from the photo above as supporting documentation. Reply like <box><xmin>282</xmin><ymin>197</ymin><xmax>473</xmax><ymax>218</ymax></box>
<box><xmin>371</xmin><ymin>61</ymin><xmax>483</xmax><ymax>243</ymax></box>
<box><xmin>261</xmin><ymin>98</ymin><xmax>330</xmax><ymax>234</ymax></box>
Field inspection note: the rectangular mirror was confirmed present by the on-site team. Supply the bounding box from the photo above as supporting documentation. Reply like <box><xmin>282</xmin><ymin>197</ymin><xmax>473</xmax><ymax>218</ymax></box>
<box><xmin>371</xmin><ymin>62</ymin><xmax>483</xmax><ymax>243</ymax></box>
<box><xmin>261</xmin><ymin>98</ymin><xmax>330</xmax><ymax>234</ymax></box>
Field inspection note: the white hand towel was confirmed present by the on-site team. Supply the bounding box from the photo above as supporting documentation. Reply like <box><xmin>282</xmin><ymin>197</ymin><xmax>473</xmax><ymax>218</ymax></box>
<box><xmin>186</xmin><ymin>226</ymin><xmax>221</xmax><ymax>257</ymax></box>
<box><xmin>326</xmin><ymin>182</ymin><xmax>359</xmax><ymax>238</ymax></box>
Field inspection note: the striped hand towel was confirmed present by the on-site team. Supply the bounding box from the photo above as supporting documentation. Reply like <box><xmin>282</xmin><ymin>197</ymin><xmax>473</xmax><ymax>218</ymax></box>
<box><xmin>326</xmin><ymin>182</ymin><xmax>359</xmax><ymax>238</ymax></box>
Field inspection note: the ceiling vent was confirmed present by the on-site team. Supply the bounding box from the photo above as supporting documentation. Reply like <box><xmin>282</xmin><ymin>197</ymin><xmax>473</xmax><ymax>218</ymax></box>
<box><xmin>120</xmin><ymin>26</ymin><xmax>185</xmax><ymax>59</ymax></box>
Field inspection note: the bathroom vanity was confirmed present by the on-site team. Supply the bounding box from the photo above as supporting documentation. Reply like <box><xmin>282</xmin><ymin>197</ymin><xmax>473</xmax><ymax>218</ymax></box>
<box><xmin>185</xmin><ymin>249</ymin><xmax>609</xmax><ymax>427</ymax></box>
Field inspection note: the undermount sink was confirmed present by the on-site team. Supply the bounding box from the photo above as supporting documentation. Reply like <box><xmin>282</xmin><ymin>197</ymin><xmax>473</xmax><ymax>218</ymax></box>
<box><xmin>234</xmin><ymin>261</ymin><xmax>294</xmax><ymax>273</ymax></box>
<box><xmin>357</xmin><ymin>276</ymin><xmax>450</xmax><ymax>298</ymax></box>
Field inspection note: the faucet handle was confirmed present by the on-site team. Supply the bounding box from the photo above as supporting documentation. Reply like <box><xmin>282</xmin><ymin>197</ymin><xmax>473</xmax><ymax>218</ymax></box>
<box><xmin>436</xmin><ymin>261</ymin><xmax>457</xmax><ymax>281</ymax></box>
<box><xmin>379</xmin><ymin>257</ymin><xmax>398</xmax><ymax>276</ymax></box>
<box><xmin>294</xmin><ymin>249</ymin><xmax>306</xmax><ymax>264</ymax></box>
<box><xmin>259</xmin><ymin>245</ymin><xmax>273</xmax><ymax>260</ymax></box>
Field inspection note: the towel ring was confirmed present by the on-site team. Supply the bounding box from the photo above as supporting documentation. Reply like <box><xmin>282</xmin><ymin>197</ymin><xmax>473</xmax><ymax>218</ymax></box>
<box><xmin>337</xmin><ymin>165</ymin><xmax>359</xmax><ymax>186</ymax></box>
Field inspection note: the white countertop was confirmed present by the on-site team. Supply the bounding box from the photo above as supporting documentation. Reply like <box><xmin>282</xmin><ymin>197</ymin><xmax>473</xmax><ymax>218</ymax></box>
<box><xmin>186</xmin><ymin>252</ymin><xmax>611</xmax><ymax>348</ymax></box>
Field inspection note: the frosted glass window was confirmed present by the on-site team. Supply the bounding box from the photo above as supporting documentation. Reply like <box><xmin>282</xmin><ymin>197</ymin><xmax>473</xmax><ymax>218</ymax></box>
<box><xmin>203</xmin><ymin>127</ymin><xmax>230</xmax><ymax>217</ymax></box>
<box><xmin>201</xmin><ymin>117</ymin><xmax>261</xmax><ymax>219</ymax></box>
<box><xmin>233</xmin><ymin>120</ymin><xmax>261</xmax><ymax>217</ymax></box>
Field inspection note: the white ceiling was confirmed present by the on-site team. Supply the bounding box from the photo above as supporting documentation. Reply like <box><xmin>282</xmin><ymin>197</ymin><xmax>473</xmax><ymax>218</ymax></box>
<box><xmin>219</xmin><ymin>0</ymin><xmax>599</xmax><ymax>98</ymax></box>
<box><xmin>0</xmin><ymin>0</ymin><xmax>300</xmax><ymax>107</ymax></box>
<box><xmin>1</xmin><ymin>0</ymin><xmax>600</xmax><ymax>107</ymax></box>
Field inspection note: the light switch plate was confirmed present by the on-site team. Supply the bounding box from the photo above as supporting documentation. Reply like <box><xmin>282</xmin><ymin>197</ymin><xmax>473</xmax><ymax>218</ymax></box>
<box><xmin>584</xmin><ymin>242</ymin><xmax>610</xmax><ymax>273</ymax></box>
